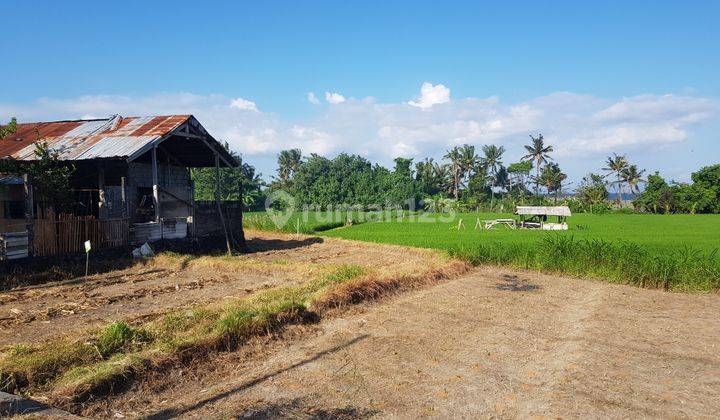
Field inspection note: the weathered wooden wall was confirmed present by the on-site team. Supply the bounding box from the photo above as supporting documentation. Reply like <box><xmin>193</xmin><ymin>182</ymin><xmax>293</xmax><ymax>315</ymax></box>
<box><xmin>126</xmin><ymin>162</ymin><xmax>192</xmax><ymax>222</ymax></box>
<box><xmin>0</xmin><ymin>232</ymin><xmax>29</xmax><ymax>260</ymax></box>
<box><xmin>193</xmin><ymin>201</ymin><xmax>243</xmax><ymax>238</ymax></box>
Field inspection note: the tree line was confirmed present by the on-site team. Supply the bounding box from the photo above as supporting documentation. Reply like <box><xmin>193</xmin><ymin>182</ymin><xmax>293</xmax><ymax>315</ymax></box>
<box><xmin>265</xmin><ymin>135</ymin><xmax>719</xmax><ymax>214</ymax></box>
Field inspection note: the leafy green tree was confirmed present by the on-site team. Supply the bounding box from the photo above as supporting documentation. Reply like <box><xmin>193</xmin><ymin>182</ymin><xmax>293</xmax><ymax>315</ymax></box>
<box><xmin>291</xmin><ymin>153</ymin><xmax>389</xmax><ymax>208</ymax></box>
<box><xmin>577</xmin><ymin>173</ymin><xmax>609</xmax><ymax>212</ymax></box>
<box><xmin>633</xmin><ymin>172</ymin><xmax>671</xmax><ymax>213</ymax></box>
<box><xmin>522</xmin><ymin>134</ymin><xmax>553</xmax><ymax>196</ymax></box>
<box><xmin>690</xmin><ymin>164</ymin><xmax>720</xmax><ymax>212</ymax></box>
<box><xmin>393</xmin><ymin>157</ymin><xmax>414</xmax><ymax>177</ymax></box>
<box><xmin>538</xmin><ymin>162</ymin><xmax>567</xmax><ymax>201</ymax></box>
<box><xmin>672</xmin><ymin>183</ymin><xmax>716</xmax><ymax>214</ymax></box>
<box><xmin>691</xmin><ymin>164</ymin><xmax>720</xmax><ymax>189</ymax></box>
<box><xmin>507</xmin><ymin>160</ymin><xmax>533</xmax><ymax>197</ymax></box>
<box><xmin>388</xmin><ymin>157</ymin><xmax>419</xmax><ymax>208</ymax></box>
<box><xmin>0</xmin><ymin>141</ymin><xmax>75</xmax><ymax>213</ymax></box>
<box><xmin>191</xmin><ymin>142</ymin><xmax>264</xmax><ymax>208</ymax></box>
<box><xmin>0</xmin><ymin>117</ymin><xmax>17</xmax><ymax>139</ymax></box>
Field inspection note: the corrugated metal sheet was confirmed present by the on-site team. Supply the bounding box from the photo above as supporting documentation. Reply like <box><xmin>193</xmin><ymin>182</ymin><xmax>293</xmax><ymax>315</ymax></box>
<box><xmin>0</xmin><ymin>175</ymin><xmax>23</xmax><ymax>185</ymax></box>
<box><xmin>515</xmin><ymin>206</ymin><xmax>572</xmax><ymax>216</ymax></box>
<box><xmin>0</xmin><ymin>115</ymin><xmax>190</xmax><ymax>161</ymax></box>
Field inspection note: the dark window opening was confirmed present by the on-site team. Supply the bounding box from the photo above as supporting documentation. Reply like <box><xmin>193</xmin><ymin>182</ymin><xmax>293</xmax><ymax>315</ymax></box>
<box><xmin>136</xmin><ymin>187</ymin><xmax>155</xmax><ymax>222</ymax></box>
<box><xmin>3</xmin><ymin>201</ymin><xmax>25</xmax><ymax>219</ymax></box>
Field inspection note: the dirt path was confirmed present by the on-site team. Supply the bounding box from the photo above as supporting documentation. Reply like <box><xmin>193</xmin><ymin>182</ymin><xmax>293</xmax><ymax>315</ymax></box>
<box><xmin>90</xmin><ymin>266</ymin><xmax>720</xmax><ymax>418</ymax></box>
<box><xmin>0</xmin><ymin>231</ymin><xmax>443</xmax><ymax>347</ymax></box>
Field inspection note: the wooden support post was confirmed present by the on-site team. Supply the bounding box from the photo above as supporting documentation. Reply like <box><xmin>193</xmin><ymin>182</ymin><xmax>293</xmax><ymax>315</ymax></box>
<box><xmin>190</xmin><ymin>179</ymin><xmax>196</xmax><ymax>239</ymax></box>
<box><xmin>23</xmin><ymin>174</ymin><xmax>34</xmax><ymax>255</ymax></box>
<box><xmin>215</xmin><ymin>153</ymin><xmax>232</xmax><ymax>255</ymax></box>
<box><xmin>151</xmin><ymin>146</ymin><xmax>160</xmax><ymax>223</ymax></box>
<box><xmin>236</xmin><ymin>158</ymin><xmax>246</xmax><ymax>249</ymax></box>
<box><xmin>98</xmin><ymin>163</ymin><xmax>107</xmax><ymax>220</ymax></box>
<box><xmin>120</xmin><ymin>176</ymin><xmax>128</xmax><ymax>219</ymax></box>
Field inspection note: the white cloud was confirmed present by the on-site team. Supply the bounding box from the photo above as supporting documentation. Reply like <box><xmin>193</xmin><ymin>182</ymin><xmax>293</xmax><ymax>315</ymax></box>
<box><xmin>325</xmin><ymin>91</ymin><xmax>346</xmax><ymax>104</ymax></box>
<box><xmin>230</xmin><ymin>97</ymin><xmax>258</xmax><ymax>112</ymax></box>
<box><xmin>593</xmin><ymin>94</ymin><xmax>715</xmax><ymax>124</ymax></box>
<box><xmin>408</xmin><ymin>82</ymin><xmax>451</xmax><ymax>109</ymax></box>
<box><xmin>0</xmin><ymin>90</ymin><xmax>717</xmax><ymax>181</ymax></box>
<box><xmin>307</xmin><ymin>92</ymin><xmax>320</xmax><ymax>105</ymax></box>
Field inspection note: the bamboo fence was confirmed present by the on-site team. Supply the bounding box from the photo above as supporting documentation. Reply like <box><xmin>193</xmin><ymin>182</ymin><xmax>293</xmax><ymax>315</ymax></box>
<box><xmin>33</xmin><ymin>212</ymin><xmax>129</xmax><ymax>257</ymax></box>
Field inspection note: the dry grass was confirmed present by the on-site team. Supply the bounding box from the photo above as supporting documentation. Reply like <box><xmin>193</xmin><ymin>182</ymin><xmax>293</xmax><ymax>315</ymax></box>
<box><xmin>0</xmin><ymin>250</ymin><xmax>469</xmax><ymax>406</ymax></box>
<box><xmin>312</xmin><ymin>259</ymin><xmax>471</xmax><ymax>311</ymax></box>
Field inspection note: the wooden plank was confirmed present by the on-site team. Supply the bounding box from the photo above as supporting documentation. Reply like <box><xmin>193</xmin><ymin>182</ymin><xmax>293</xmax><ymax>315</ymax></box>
<box><xmin>121</xmin><ymin>176</ymin><xmax>128</xmax><ymax>219</ymax></box>
<box><xmin>23</xmin><ymin>174</ymin><xmax>34</xmax><ymax>256</ymax></box>
<box><xmin>98</xmin><ymin>164</ymin><xmax>107</xmax><ymax>219</ymax></box>
<box><xmin>152</xmin><ymin>146</ymin><xmax>160</xmax><ymax>222</ymax></box>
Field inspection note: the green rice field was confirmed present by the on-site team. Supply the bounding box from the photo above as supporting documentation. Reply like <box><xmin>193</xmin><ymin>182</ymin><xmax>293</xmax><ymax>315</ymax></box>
<box><xmin>245</xmin><ymin>211</ymin><xmax>720</xmax><ymax>291</ymax></box>
<box><xmin>322</xmin><ymin>212</ymin><xmax>720</xmax><ymax>253</ymax></box>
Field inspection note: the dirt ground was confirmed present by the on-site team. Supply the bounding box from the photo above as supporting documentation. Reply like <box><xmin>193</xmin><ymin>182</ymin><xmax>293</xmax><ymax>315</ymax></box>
<box><xmin>3</xmin><ymin>232</ymin><xmax>720</xmax><ymax>418</ymax></box>
<box><xmin>0</xmin><ymin>231</ymin><xmax>443</xmax><ymax>347</ymax></box>
<box><xmin>83</xmin><ymin>266</ymin><xmax>720</xmax><ymax>419</ymax></box>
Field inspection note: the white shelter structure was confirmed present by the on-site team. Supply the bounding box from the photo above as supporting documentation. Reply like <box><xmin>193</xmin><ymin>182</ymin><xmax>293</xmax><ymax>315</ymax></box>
<box><xmin>515</xmin><ymin>206</ymin><xmax>571</xmax><ymax>230</ymax></box>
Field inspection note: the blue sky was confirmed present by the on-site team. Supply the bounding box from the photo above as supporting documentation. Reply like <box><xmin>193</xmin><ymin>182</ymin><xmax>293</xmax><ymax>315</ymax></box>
<box><xmin>1</xmin><ymin>0</ymin><xmax>719</xmax><ymax>183</ymax></box>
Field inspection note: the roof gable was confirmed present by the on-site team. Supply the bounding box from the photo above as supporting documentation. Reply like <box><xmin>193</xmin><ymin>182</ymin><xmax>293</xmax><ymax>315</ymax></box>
<box><xmin>0</xmin><ymin>115</ymin><xmax>189</xmax><ymax>161</ymax></box>
<box><xmin>0</xmin><ymin>115</ymin><xmax>237</xmax><ymax>167</ymax></box>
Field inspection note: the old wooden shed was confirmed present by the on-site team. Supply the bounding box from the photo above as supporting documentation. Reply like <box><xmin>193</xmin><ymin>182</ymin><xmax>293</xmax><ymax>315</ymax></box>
<box><xmin>0</xmin><ymin>115</ymin><xmax>242</xmax><ymax>259</ymax></box>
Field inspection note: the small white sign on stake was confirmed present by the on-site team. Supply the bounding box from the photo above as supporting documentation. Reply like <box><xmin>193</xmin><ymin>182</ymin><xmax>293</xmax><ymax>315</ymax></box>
<box><xmin>84</xmin><ymin>240</ymin><xmax>91</xmax><ymax>277</ymax></box>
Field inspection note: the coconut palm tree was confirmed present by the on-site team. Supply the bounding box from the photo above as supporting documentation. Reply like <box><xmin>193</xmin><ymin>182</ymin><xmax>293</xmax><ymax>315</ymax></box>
<box><xmin>443</xmin><ymin>146</ymin><xmax>463</xmax><ymax>199</ymax></box>
<box><xmin>433</xmin><ymin>162</ymin><xmax>453</xmax><ymax>195</ymax></box>
<box><xmin>276</xmin><ymin>149</ymin><xmax>302</xmax><ymax>185</ymax></box>
<box><xmin>621</xmin><ymin>164</ymin><xmax>646</xmax><ymax>195</ymax></box>
<box><xmin>602</xmin><ymin>153</ymin><xmax>629</xmax><ymax>203</ymax></box>
<box><xmin>521</xmin><ymin>134</ymin><xmax>553</xmax><ymax>196</ymax></box>
<box><xmin>417</xmin><ymin>157</ymin><xmax>454</xmax><ymax>197</ymax></box>
<box><xmin>459</xmin><ymin>144</ymin><xmax>480</xmax><ymax>188</ymax></box>
<box><xmin>480</xmin><ymin>144</ymin><xmax>505</xmax><ymax>202</ymax></box>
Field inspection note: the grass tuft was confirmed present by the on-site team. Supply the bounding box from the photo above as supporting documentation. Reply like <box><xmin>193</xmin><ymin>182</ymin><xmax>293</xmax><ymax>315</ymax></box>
<box><xmin>96</xmin><ymin>321</ymin><xmax>151</xmax><ymax>358</ymax></box>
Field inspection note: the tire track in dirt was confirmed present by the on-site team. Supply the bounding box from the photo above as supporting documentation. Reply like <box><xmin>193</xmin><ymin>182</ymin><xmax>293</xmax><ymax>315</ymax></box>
<box><xmin>513</xmin><ymin>283</ymin><xmax>606</xmax><ymax>416</ymax></box>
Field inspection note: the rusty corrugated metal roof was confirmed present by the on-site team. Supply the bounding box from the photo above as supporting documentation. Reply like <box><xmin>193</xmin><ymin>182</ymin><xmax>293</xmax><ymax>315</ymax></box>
<box><xmin>0</xmin><ymin>115</ymin><xmax>191</xmax><ymax>161</ymax></box>
<box><xmin>0</xmin><ymin>175</ymin><xmax>23</xmax><ymax>185</ymax></box>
